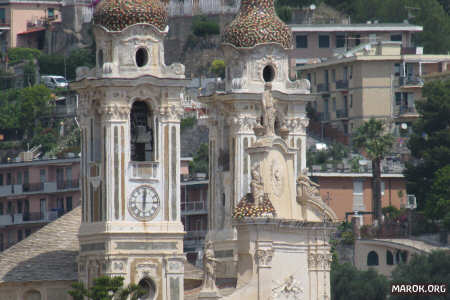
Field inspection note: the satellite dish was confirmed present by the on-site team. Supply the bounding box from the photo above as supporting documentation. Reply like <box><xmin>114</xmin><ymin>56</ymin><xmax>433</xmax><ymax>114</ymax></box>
<box><xmin>401</xmin><ymin>123</ymin><xmax>408</xmax><ymax>130</ymax></box>
<box><xmin>310</xmin><ymin>4</ymin><xmax>316</xmax><ymax>10</ymax></box>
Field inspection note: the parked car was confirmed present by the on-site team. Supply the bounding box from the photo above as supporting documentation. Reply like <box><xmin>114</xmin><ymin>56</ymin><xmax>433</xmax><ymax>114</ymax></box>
<box><xmin>41</xmin><ymin>75</ymin><xmax>68</xmax><ymax>89</ymax></box>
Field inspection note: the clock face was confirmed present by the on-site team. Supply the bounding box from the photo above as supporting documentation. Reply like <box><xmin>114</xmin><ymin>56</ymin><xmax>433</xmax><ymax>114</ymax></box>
<box><xmin>128</xmin><ymin>185</ymin><xmax>160</xmax><ymax>221</ymax></box>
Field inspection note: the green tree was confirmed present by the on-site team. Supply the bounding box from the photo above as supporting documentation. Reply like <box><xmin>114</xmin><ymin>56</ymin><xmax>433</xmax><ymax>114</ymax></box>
<box><xmin>69</xmin><ymin>276</ymin><xmax>145</xmax><ymax>300</ymax></box>
<box><xmin>390</xmin><ymin>251</ymin><xmax>450</xmax><ymax>300</ymax></box>
<box><xmin>331</xmin><ymin>261</ymin><xmax>389</xmax><ymax>300</ymax></box>
<box><xmin>192</xmin><ymin>16</ymin><xmax>220</xmax><ymax>37</ymax></box>
<box><xmin>190</xmin><ymin>142</ymin><xmax>209</xmax><ymax>175</ymax></box>
<box><xmin>404</xmin><ymin>80</ymin><xmax>450</xmax><ymax>218</ymax></box>
<box><xmin>7</xmin><ymin>47</ymin><xmax>41</xmax><ymax>64</ymax></box>
<box><xmin>209</xmin><ymin>59</ymin><xmax>225</xmax><ymax>79</ymax></box>
<box><xmin>353</xmin><ymin>118</ymin><xmax>394</xmax><ymax>223</ymax></box>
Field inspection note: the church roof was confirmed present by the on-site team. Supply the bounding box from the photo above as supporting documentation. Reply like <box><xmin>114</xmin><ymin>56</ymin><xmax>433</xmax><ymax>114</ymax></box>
<box><xmin>222</xmin><ymin>0</ymin><xmax>292</xmax><ymax>49</ymax></box>
<box><xmin>93</xmin><ymin>0</ymin><xmax>168</xmax><ymax>32</ymax></box>
<box><xmin>0</xmin><ymin>207</ymin><xmax>81</xmax><ymax>283</ymax></box>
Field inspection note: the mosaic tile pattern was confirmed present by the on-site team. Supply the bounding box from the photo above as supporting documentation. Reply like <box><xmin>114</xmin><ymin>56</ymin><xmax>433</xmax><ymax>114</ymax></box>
<box><xmin>223</xmin><ymin>0</ymin><xmax>292</xmax><ymax>49</ymax></box>
<box><xmin>233</xmin><ymin>193</ymin><xmax>276</xmax><ymax>218</ymax></box>
<box><xmin>93</xmin><ymin>0</ymin><xmax>168</xmax><ymax>32</ymax></box>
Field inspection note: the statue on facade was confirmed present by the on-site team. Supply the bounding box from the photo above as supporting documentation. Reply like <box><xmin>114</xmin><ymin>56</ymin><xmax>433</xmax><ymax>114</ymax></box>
<box><xmin>297</xmin><ymin>169</ymin><xmax>320</xmax><ymax>202</ymax></box>
<box><xmin>261</xmin><ymin>82</ymin><xmax>276</xmax><ymax>137</ymax></box>
<box><xmin>251</xmin><ymin>165</ymin><xmax>265</xmax><ymax>207</ymax></box>
<box><xmin>201</xmin><ymin>240</ymin><xmax>219</xmax><ymax>291</ymax></box>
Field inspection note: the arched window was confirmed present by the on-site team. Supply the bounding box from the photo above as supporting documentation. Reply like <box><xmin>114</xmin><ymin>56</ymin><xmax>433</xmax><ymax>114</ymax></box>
<box><xmin>130</xmin><ymin>101</ymin><xmax>154</xmax><ymax>161</ymax></box>
<box><xmin>367</xmin><ymin>251</ymin><xmax>379</xmax><ymax>266</ymax></box>
<box><xmin>138</xmin><ymin>278</ymin><xmax>156</xmax><ymax>300</ymax></box>
<box><xmin>386</xmin><ymin>250</ymin><xmax>394</xmax><ymax>265</ymax></box>
<box><xmin>24</xmin><ymin>289</ymin><xmax>41</xmax><ymax>300</ymax></box>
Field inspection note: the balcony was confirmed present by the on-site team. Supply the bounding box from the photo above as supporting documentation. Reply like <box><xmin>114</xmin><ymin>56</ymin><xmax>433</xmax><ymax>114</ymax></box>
<box><xmin>336</xmin><ymin>109</ymin><xmax>348</xmax><ymax>119</ymax></box>
<box><xmin>0</xmin><ymin>210</ymin><xmax>59</xmax><ymax>226</ymax></box>
<box><xmin>394</xmin><ymin>106</ymin><xmax>418</xmax><ymax>117</ymax></box>
<box><xmin>399</xmin><ymin>76</ymin><xmax>423</xmax><ymax>87</ymax></box>
<box><xmin>57</xmin><ymin>179</ymin><xmax>79</xmax><ymax>190</ymax></box>
<box><xmin>335</xmin><ymin>80</ymin><xmax>349</xmax><ymax>90</ymax></box>
<box><xmin>181</xmin><ymin>201</ymin><xmax>207</xmax><ymax>215</ymax></box>
<box><xmin>129</xmin><ymin>161</ymin><xmax>159</xmax><ymax>180</ymax></box>
<box><xmin>317</xmin><ymin>83</ymin><xmax>329</xmax><ymax>93</ymax></box>
<box><xmin>319</xmin><ymin>112</ymin><xmax>330</xmax><ymax>121</ymax></box>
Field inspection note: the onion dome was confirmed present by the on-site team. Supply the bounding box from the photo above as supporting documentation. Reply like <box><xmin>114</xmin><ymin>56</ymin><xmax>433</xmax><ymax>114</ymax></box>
<box><xmin>93</xmin><ymin>0</ymin><xmax>168</xmax><ymax>32</ymax></box>
<box><xmin>222</xmin><ymin>0</ymin><xmax>292</xmax><ymax>49</ymax></box>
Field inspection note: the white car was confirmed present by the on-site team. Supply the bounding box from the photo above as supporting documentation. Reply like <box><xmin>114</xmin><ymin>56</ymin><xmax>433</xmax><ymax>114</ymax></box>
<box><xmin>41</xmin><ymin>75</ymin><xmax>68</xmax><ymax>89</ymax></box>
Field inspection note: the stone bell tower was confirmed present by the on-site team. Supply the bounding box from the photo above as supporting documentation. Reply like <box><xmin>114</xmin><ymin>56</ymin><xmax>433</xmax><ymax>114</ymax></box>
<box><xmin>71</xmin><ymin>0</ymin><xmax>187</xmax><ymax>299</ymax></box>
<box><xmin>199</xmin><ymin>0</ymin><xmax>314</xmax><ymax>277</ymax></box>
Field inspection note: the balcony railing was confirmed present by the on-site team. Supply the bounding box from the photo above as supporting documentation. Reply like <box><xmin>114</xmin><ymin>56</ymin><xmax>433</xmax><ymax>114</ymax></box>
<box><xmin>129</xmin><ymin>161</ymin><xmax>159</xmax><ymax>180</ymax></box>
<box><xmin>23</xmin><ymin>182</ymin><xmax>44</xmax><ymax>192</ymax></box>
<box><xmin>336</xmin><ymin>109</ymin><xmax>348</xmax><ymax>119</ymax></box>
<box><xmin>0</xmin><ymin>210</ymin><xmax>59</xmax><ymax>226</ymax></box>
<box><xmin>181</xmin><ymin>201</ymin><xmax>207</xmax><ymax>213</ymax></box>
<box><xmin>319</xmin><ymin>112</ymin><xmax>330</xmax><ymax>121</ymax></box>
<box><xmin>317</xmin><ymin>83</ymin><xmax>329</xmax><ymax>93</ymax></box>
<box><xmin>57</xmin><ymin>179</ymin><xmax>79</xmax><ymax>190</ymax></box>
<box><xmin>395</xmin><ymin>106</ymin><xmax>417</xmax><ymax>116</ymax></box>
<box><xmin>335</xmin><ymin>80</ymin><xmax>349</xmax><ymax>90</ymax></box>
<box><xmin>400</xmin><ymin>76</ymin><xmax>423</xmax><ymax>87</ymax></box>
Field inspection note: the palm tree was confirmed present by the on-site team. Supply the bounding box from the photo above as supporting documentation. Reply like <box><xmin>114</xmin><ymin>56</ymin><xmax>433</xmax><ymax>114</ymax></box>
<box><xmin>353</xmin><ymin>118</ymin><xmax>394</xmax><ymax>224</ymax></box>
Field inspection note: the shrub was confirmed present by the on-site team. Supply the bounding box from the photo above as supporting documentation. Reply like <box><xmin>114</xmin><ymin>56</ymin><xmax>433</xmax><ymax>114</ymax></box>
<box><xmin>7</xmin><ymin>48</ymin><xmax>41</xmax><ymax>64</ymax></box>
<box><xmin>192</xmin><ymin>16</ymin><xmax>220</xmax><ymax>37</ymax></box>
<box><xmin>209</xmin><ymin>59</ymin><xmax>225</xmax><ymax>79</ymax></box>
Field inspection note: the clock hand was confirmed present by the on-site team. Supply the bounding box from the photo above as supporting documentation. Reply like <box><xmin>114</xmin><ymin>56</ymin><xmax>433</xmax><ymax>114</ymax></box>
<box><xmin>142</xmin><ymin>189</ymin><xmax>147</xmax><ymax>211</ymax></box>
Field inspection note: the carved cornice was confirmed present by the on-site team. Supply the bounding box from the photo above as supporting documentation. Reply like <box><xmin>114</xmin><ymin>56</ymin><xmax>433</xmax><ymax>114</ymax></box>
<box><xmin>227</xmin><ymin>115</ymin><xmax>257</xmax><ymax>134</ymax></box>
<box><xmin>254</xmin><ymin>248</ymin><xmax>274</xmax><ymax>267</ymax></box>
<box><xmin>283</xmin><ymin>117</ymin><xmax>309</xmax><ymax>134</ymax></box>
<box><xmin>97</xmin><ymin>104</ymin><xmax>130</xmax><ymax>121</ymax></box>
<box><xmin>308</xmin><ymin>253</ymin><xmax>332</xmax><ymax>271</ymax></box>
<box><xmin>159</xmin><ymin>105</ymin><xmax>183</xmax><ymax>122</ymax></box>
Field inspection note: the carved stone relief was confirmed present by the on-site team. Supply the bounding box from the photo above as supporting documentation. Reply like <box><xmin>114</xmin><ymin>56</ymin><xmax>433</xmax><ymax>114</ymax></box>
<box><xmin>308</xmin><ymin>253</ymin><xmax>332</xmax><ymax>271</ymax></box>
<box><xmin>271</xmin><ymin>159</ymin><xmax>283</xmax><ymax>197</ymax></box>
<box><xmin>272</xmin><ymin>275</ymin><xmax>304</xmax><ymax>300</ymax></box>
<box><xmin>254</xmin><ymin>249</ymin><xmax>273</xmax><ymax>267</ymax></box>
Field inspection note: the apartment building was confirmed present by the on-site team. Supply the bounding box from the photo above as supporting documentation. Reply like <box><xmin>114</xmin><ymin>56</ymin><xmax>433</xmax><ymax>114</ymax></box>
<box><xmin>297</xmin><ymin>42</ymin><xmax>450</xmax><ymax>144</ymax></box>
<box><xmin>0</xmin><ymin>155</ymin><xmax>80</xmax><ymax>251</ymax></box>
<box><xmin>289</xmin><ymin>22</ymin><xmax>423</xmax><ymax>68</ymax></box>
<box><xmin>311</xmin><ymin>171</ymin><xmax>407</xmax><ymax>226</ymax></box>
<box><xmin>180</xmin><ymin>158</ymin><xmax>208</xmax><ymax>265</ymax></box>
<box><xmin>0</xmin><ymin>0</ymin><xmax>61</xmax><ymax>52</ymax></box>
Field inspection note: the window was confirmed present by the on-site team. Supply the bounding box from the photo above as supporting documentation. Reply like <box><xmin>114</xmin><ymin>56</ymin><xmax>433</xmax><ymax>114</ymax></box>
<box><xmin>331</xmin><ymin>69</ymin><xmax>336</xmax><ymax>82</ymax></box>
<box><xmin>355</xmin><ymin>35</ymin><xmax>361</xmax><ymax>46</ymax></box>
<box><xmin>47</xmin><ymin>8</ymin><xmax>55</xmax><ymax>18</ymax></box>
<box><xmin>349</xmin><ymin>66</ymin><xmax>353</xmax><ymax>79</ymax></box>
<box><xmin>17</xmin><ymin>230</ymin><xmax>23</xmax><ymax>242</ymax></box>
<box><xmin>66</xmin><ymin>196</ymin><xmax>73</xmax><ymax>211</ymax></box>
<box><xmin>136</xmin><ymin>48</ymin><xmax>149</xmax><ymax>67</ymax></box>
<box><xmin>40</xmin><ymin>169</ymin><xmax>46</xmax><ymax>183</ymax></box>
<box><xmin>380</xmin><ymin>181</ymin><xmax>385</xmax><ymax>196</ymax></box>
<box><xmin>350</xmin><ymin>94</ymin><xmax>353</xmax><ymax>108</ymax></box>
<box><xmin>6</xmin><ymin>173</ymin><xmax>11</xmax><ymax>185</ymax></box>
<box><xmin>336</xmin><ymin>34</ymin><xmax>345</xmax><ymax>48</ymax></box>
<box><xmin>394</xmin><ymin>63</ymin><xmax>401</xmax><ymax>76</ymax></box>
<box><xmin>131</xmin><ymin>101</ymin><xmax>154</xmax><ymax>161</ymax></box>
<box><xmin>0</xmin><ymin>174</ymin><xmax>3</xmax><ymax>185</ymax></box>
<box><xmin>319</xmin><ymin>35</ymin><xmax>330</xmax><ymax>48</ymax></box>
<box><xmin>386</xmin><ymin>250</ymin><xmax>394</xmax><ymax>265</ymax></box>
<box><xmin>25</xmin><ymin>228</ymin><xmax>31</xmax><ymax>237</ymax></box>
<box><xmin>391</xmin><ymin>34</ymin><xmax>402</xmax><ymax>42</ymax></box>
<box><xmin>307</xmin><ymin>73</ymin><xmax>311</xmax><ymax>83</ymax></box>
<box><xmin>0</xmin><ymin>203</ymin><xmax>3</xmax><ymax>215</ymax></box>
<box><xmin>17</xmin><ymin>200</ymin><xmax>22</xmax><ymax>214</ymax></box>
<box><xmin>263</xmin><ymin>65</ymin><xmax>275</xmax><ymax>82</ymax></box>
<box><xmin>16</xmin><ymin>172</ymin><xmax>22</xmax><ymax>185</ymax></box>
<box><xmin>0</xmin><ymin>8</ymin><xmax>5</xmax><ymax>24</ymax></box>
<box><xmin>332</xmin><ymin>98</ymin><xmax>336</xmax><ymax>111</ymax></box>
<box><xmin>296</xmin><ymin>35</ymin><xmax>308</xmax><ymax>48</ymax></box>
<box><xmin>343</xmin><ymin>66</ymin><xmax>348</xmax><ymax>80</ymax></box>
<box><xmin>367</xmin><ymin>251</ymin><xmax>379</xmax><ymax>266</ymax></box>
<box><xmin>395</xmin><ymin>92</ymin><xmax>402</xmax><ymax>105</ymax></box>
<box><xmin>57</xmin><ymin>197</ymin><xmax>64</xmax><ymax>210</ymax></box>
<box><xmin>24</xmin><ymin>170</ymin><xmax>29</xmax><ymax>185</ymax></box>
<box><xmin>7</xmin><ymin>201</ymin><xmax>12</xmax><ymax>214</ymax></box>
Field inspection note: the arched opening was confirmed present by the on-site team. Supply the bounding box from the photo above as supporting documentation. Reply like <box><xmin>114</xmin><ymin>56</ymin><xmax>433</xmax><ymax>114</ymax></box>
<box><xmin>136</xmin><ymin>48</ymin><xmax>149</xmax><ymax>67</ymax></box>
<box><xmin>138</xmin><ymin>278</ymin><xmax>156</xmax><ymax>300</ymax></box>
<box><xmin>24</xmin><ymin>289</ymin><xmax>41</xmax><ymax>300</ymax></box>
<box><xmin>97</xmin><ymin>49</ymin><xmax>104</xmax><ymax>69</ymax></box>
<box><xmin>367</xmin><ymin>250</ymin><xmax>379</xmax><ymax>266</ymax></box>
<box><xmin>386</xmin><ymin>250</ymin><xmax>394</xmax><ymax>265</ymax></box>
<box><xmin>263</xmin><ymin>65</ymin><xmax>275</xmax><ymax>82</ymax></box>
<box><xmin>130</xmin><ymin>101</ymin><xmax>154</xmax><ymax>161</ymax></box>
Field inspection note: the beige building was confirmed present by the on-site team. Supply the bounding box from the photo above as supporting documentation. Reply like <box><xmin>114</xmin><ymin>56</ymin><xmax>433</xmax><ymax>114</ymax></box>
<box><xmin>297</xmin><ymin>42</ymin><xmax>450</xmax><ymax>141</ymax></box>
<box><xmin>0</xmin><ymin>0</ymin><xmax>61</xmax><ymax>52</ymax></box>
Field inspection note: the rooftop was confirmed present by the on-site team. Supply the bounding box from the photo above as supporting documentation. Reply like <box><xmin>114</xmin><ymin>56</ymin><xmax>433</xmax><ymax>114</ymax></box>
<box><xmin>290</xmin><ymin>22</ymin><xmax>423</xmax><ymax>32</ymax></box>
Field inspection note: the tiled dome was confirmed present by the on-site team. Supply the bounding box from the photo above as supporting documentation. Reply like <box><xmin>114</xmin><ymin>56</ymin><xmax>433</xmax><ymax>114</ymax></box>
<box><xmin>222</xmin><ymin>0</ymin><xmax>292</xmax><ymax>49</ymax></box>
<box><xmin>93</xmin><ymin>0</ymin><xmax>168</xmax><ymax>32</ymax></box>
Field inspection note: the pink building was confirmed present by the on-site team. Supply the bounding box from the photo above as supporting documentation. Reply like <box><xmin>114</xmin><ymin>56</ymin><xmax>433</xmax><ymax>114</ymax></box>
<box><xmin>0</xmin><ymin>0</ymin><xmax>61</xmax><ymax>52</ymax></box>
<box><xmin>0</xmin><ymin>155</ymin><xmax>80</xmax><ymax>252</ymax></box>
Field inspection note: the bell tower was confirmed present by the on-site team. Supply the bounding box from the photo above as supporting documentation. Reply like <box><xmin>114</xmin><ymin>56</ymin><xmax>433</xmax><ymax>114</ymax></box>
<box><xmin>71</xmin><ymin>0</ymin><xmax>187</xmax><ymax>299</ymax></box>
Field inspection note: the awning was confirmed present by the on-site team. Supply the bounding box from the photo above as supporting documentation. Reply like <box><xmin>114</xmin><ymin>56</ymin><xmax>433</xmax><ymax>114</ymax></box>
<box><xmin>18</xmin><ymin>27</ymin><xmax>45</xmax><ymax>35</ymax></box>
